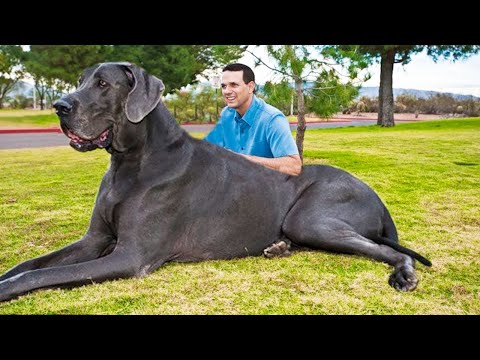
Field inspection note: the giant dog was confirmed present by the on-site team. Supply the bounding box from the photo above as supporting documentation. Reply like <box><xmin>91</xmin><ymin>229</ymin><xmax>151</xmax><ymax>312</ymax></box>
<box><xmin>0</xmin><ymin>62</ymin><xmax>431</xmax><ymax>302</ymax></box>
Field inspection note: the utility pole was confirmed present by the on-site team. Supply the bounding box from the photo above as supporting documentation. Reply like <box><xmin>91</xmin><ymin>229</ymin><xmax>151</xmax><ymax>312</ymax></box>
<box><xmin>211</xmin><ymin>75</ymin><xmax>221</xmax><ymax>119</ymax></box>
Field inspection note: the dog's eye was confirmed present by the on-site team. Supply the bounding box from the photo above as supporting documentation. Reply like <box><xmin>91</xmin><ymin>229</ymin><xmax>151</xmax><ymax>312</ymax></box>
<box><xmin>98</xmin><ymin>80</ymin><xmax>107</xmax><ymax>88</ymax></box>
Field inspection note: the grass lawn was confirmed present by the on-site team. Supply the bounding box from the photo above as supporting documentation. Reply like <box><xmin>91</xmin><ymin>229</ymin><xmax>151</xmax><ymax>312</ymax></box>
<box><xmin>0</xmin><ymin>118</ymin><xmax>479</xmax><ymax>314</ymax></box>
<box><xmin>0</xmin><ymin>109</ymin><xmax>58</xmax><ymax>128</ymax></box>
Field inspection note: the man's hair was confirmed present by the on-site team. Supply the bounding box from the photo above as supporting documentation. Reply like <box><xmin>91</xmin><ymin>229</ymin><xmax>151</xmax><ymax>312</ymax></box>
<box><xmin>222</xmin><ymin>63</ymin><xmax>256</xmax><ymax>93</ymax></box>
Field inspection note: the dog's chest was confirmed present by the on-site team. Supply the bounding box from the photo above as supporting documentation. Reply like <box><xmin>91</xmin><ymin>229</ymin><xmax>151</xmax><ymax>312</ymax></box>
<box><xmin>97</xmin><ymin>169</ymin><xmax>139</xmax><ymax>226</ymax></box>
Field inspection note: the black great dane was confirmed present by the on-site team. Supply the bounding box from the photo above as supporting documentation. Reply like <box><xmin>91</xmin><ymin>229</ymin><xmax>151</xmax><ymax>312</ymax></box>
<box><xmin>0</xmin><ymin>62</ymin><xmax>431</xmax><ymax>302</ymax></box>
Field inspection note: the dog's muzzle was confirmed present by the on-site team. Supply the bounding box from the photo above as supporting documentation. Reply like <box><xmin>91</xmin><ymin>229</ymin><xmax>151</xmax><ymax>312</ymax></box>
<box><xmin>53</xmin><ymin>99</ymin><xmax>73</xmax><ymax>116</ymax></box>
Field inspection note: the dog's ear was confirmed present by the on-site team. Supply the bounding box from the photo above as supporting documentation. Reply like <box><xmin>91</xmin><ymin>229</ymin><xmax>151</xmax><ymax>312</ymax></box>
<box><xmin>123</xmin><ymin>64</ymin><xmax>165</xmax><ymax>123</ymax></box>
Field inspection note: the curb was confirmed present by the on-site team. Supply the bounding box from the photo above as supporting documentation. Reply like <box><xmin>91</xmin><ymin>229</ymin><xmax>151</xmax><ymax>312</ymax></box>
<box><xmin>0</xmin><ymin>128</ymin><xmax>62</xmax><ymax>134</ymax></box>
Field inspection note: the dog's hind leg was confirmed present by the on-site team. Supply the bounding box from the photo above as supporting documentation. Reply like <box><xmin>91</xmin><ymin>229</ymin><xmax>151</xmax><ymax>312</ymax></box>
<box><xmin>282</xmin><ymin>216</ymin><xmax>419</xmax><ymax>292</ymax></box>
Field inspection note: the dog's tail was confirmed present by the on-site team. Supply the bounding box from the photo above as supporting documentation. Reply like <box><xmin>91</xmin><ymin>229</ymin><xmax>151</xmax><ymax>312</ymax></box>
<box><xmin>376</xmin><ymin>235</ymin><xmax>432</xmax><ymax>267</ymax></box>
<box><xmin>375</xmin><ymin>208</ymin><xmax>432</xmax><ymax>267</ymax></box>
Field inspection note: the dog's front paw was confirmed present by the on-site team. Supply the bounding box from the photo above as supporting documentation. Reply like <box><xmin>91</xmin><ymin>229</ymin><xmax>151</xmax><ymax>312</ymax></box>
<box><xmin>263</xmin><ymin>240</ymin><xmax>292</xmax><ymax>259</ymax></box>
<box><xmin>388</xmin><ymin>265</ymin><xmax>418</xmax><ymax>292</ymax></box>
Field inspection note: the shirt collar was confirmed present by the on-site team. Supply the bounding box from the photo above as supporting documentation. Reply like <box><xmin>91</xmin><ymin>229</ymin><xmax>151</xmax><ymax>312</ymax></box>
<box><xmin>235</xmin><ymin>95</ymin><xmax>260</xmax><ymax>127</ymax></box>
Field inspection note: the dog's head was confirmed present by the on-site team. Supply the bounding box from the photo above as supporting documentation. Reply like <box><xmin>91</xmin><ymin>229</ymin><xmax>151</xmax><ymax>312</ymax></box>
<box><xmin>54</xmin><ymin>62</ymin><xmax>165</xmax><ymax>152</ymax></box>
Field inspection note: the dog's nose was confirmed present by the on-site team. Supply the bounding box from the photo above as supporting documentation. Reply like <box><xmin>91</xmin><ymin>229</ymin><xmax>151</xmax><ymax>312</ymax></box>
<box><xmin>53</xmin><ymin>99</ymin><xmax>73</xmax><ymax>115</ymax></box>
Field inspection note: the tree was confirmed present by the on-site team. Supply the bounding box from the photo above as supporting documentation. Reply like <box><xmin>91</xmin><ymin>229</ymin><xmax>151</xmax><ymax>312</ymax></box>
<box><xmin>354</xmin><ymin>45</ymin><xmax>480</xmax><ymax>127</ymax></box>
<box><xmin>16</xmin><ymin>45</ymin><xmax>243</xmax><ymax>109</ymax></box>
<box><xmin>22</xmin><ymin>45</ymin><xmax>112</xmax><ymax>108</ymax></box>
<box><xmin>247</xmin><ymin>45</ymin><xmax>369</xmax><ymax>160</ymax></box>
<box><xmin>206</xmin><ymin>45</ymin><xmax>246</xmax><ymax>69</ymax></box>
<box><xmin>0</xmin><ymin>45</ymin><xmax>24</xmax><ymax>109</ymax></box>
<box><xmin>262</xmin><ymin>80</ymin><xmax>294</xmax><ymax>115</ymax></box>
<box><xmin>307</xmin><ymin>70</ymin><xmax>360</xmax><ymax>118</ymax></box>
<box><xmin>109</xmin><ymin>45</ymin><xmax>244</xmax><ymax>94</ymax></box>
<box><xmin>164</xmin><ymin>89</ymin><xmax>196</xmax><ymax>122</ymax></box>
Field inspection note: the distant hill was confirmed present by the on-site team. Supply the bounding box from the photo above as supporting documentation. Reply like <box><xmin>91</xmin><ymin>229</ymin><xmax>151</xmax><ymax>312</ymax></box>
<box><xmin>359</xmin><ymin>86</ymin><xmax>480</xmax><ymax>100</ymax></box>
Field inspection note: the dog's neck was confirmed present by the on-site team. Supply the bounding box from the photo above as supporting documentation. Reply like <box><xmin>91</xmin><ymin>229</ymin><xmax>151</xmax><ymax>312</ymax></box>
<box><xmin>145</xmin><ymin>101</ymin><xmax>186</xmax><ymax>151</ymax></box>
<box><xmin>108</xmin><ymin>101</ymin><xmax>193</xmax><ymax>183</ymax></box>
<box><xmin>108</xmin><ymin>101</ymin><xmax>187</xmax><ymax>156</ymax></box>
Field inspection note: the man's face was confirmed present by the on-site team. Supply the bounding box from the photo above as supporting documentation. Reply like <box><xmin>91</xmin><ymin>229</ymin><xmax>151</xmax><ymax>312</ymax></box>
<box><xmin>221</xmin><ymin>70</ymin><xmax>255</xmax><ymax>115</ymax></box>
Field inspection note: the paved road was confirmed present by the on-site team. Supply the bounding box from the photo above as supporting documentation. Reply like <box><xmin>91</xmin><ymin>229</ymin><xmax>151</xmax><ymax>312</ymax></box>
<box><xmin>0</xmin><ymin>120</ymin><xmax>379</xmax><ymax>150</ymax></box>
<box><xmin>0</xmin><ymin>132</ymin><xmax>69</xmax><ymax>149</ymax></box>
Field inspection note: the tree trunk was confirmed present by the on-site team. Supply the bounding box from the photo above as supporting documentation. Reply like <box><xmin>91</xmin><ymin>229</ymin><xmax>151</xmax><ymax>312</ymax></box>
<box><xmin>377</xmin><ymin>74</ymin><xmax>383</xmax><ymax>123</ymax></box>
<box><xmin>377</xmin><ymin>49</ymin><xmax>395</xmax><ymax>127</ymax></box>
<box><xmin>35</xmin><ymin>84</ymin><xmax>46</xmax><ymax>111</ymax></box>
<box><xmin>294</xmin><ymin>78</ymin><xmax>306</xmax><ymax>162</ymax></box>
<box><xmin>0</xmin><ymin>82</ymin><xmax>15</xmax><ymax>110</ymax></box>
<box><xmin>215</xmin><ymin>88</ymin><xmax>219</xmax><ymax>117</ymax></box>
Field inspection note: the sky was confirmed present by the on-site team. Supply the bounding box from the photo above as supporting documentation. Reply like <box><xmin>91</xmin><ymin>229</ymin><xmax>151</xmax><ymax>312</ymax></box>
<box><xmin>236</xmin><ymin>46</ymin><xmax>480</xmax><ymax>97</ymax></box>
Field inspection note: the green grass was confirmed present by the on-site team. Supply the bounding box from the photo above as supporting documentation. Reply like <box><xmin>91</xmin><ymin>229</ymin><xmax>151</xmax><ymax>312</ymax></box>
<box><xmin>0</xmin><ymin>118</ymin><xmax>479</xmax><ymax>314</ymax></box>
<box><xmin>0</xmin><ymin>109</ymin><xmax>58</xmax><ymax>128</ymax></box>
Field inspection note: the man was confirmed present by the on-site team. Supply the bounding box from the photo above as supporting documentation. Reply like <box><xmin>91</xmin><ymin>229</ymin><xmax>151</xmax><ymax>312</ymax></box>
<box><xmin>204</xmin><ymin>63</ymin><xmax>302</xmax><ymax>176</ymax></box>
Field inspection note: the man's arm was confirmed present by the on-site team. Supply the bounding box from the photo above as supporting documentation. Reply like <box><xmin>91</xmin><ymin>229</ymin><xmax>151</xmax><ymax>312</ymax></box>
<box><xmin>242</xmin><ymin>154</ymin><xmax>302</xmax><ymax>176</ymax></box>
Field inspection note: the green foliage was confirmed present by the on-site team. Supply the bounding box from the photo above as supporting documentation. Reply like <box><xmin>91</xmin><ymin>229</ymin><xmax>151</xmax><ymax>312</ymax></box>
<box><xmin>260</xmin><ymin>45</ymin><xmax>369</xmax><ymax>157</ymax></box>
<box><xmin>0</xmin><ymin>45</ymin><xmax>24</xmax><ymax>108</ymax></box>
<box><xmin>265</xmin><ymin>45</ymin><xmax>309</xmax><ymax>77</ymax></box>
<box><xmin>261</xmin><ymin>46</ymin><xmax>369</xmax><ymax>118</ymax></box>
<box><xmin>165</xmin><ymin>89</ymin><xmax>195</xmax><ymax>122</ymax></box>
<box><xmin>356</xmin><ymin>45</ymin><xmax>480</xmax><ymax>66</ymax></box>
<box><xmin>21</xmin><ymin>45</ymin><xmax>112</xmax><ymax>109</ymax></box>
<box><xmin>354</xmin><ymin>45</ymin><xmax>423</xmax><ymax>65</ymax></box>
<box><xmin>0</xmin><ymin>45</ymin><xmax>23</xmax><ymax>74</ymax></box>
<box><xmin>24</xmin><ymin>45</ymin><xmax>112</xmax><ymax>89</ymax></box>
<box><xmin>1</xmin><ymin>45</ymin><xmax>244</xmax><ymax>110</ymax></box>
<box><xmin>109</xmin><ymin>45</ymin><xmax>244</xmax><ymax>94</ymax></box>
<box><xmin>308</xmin><ymin>70</ymin><xmax>360</xmax><ymax>118</ymax></box>
<box><xmin>110</xmin><ymin>45</ymin><xmax>201</xmax><ymax>94</ymax></box>
<box><xmin>193</xmin><ymin>86</ymin><xmax>221</xmax><ymax>122</ymax></box>
<box><xmin>426</xmin><ymin>45</ymin><xmax>480</xmax><ymax>61</ymax></box>
<box><xmin>208</xmin><ymin>45</ymin><xmax>246</xmax><ymax>68</ymax></box>
<box><xmin>164</xmin><ymin>84</ymin><xmax>222</xmax><ymax>123</ymax></box>
<box><xmin>262</xmin><ymin>80</ymin><xmax>293</xmax><ymax>115</ymax></box>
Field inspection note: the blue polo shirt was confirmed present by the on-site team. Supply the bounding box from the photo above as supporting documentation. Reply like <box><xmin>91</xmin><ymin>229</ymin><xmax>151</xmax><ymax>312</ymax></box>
<box><xmin>204</xmin><ymin>95</ymin><xmax>299</xmax><ymax>158</ymax></box>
